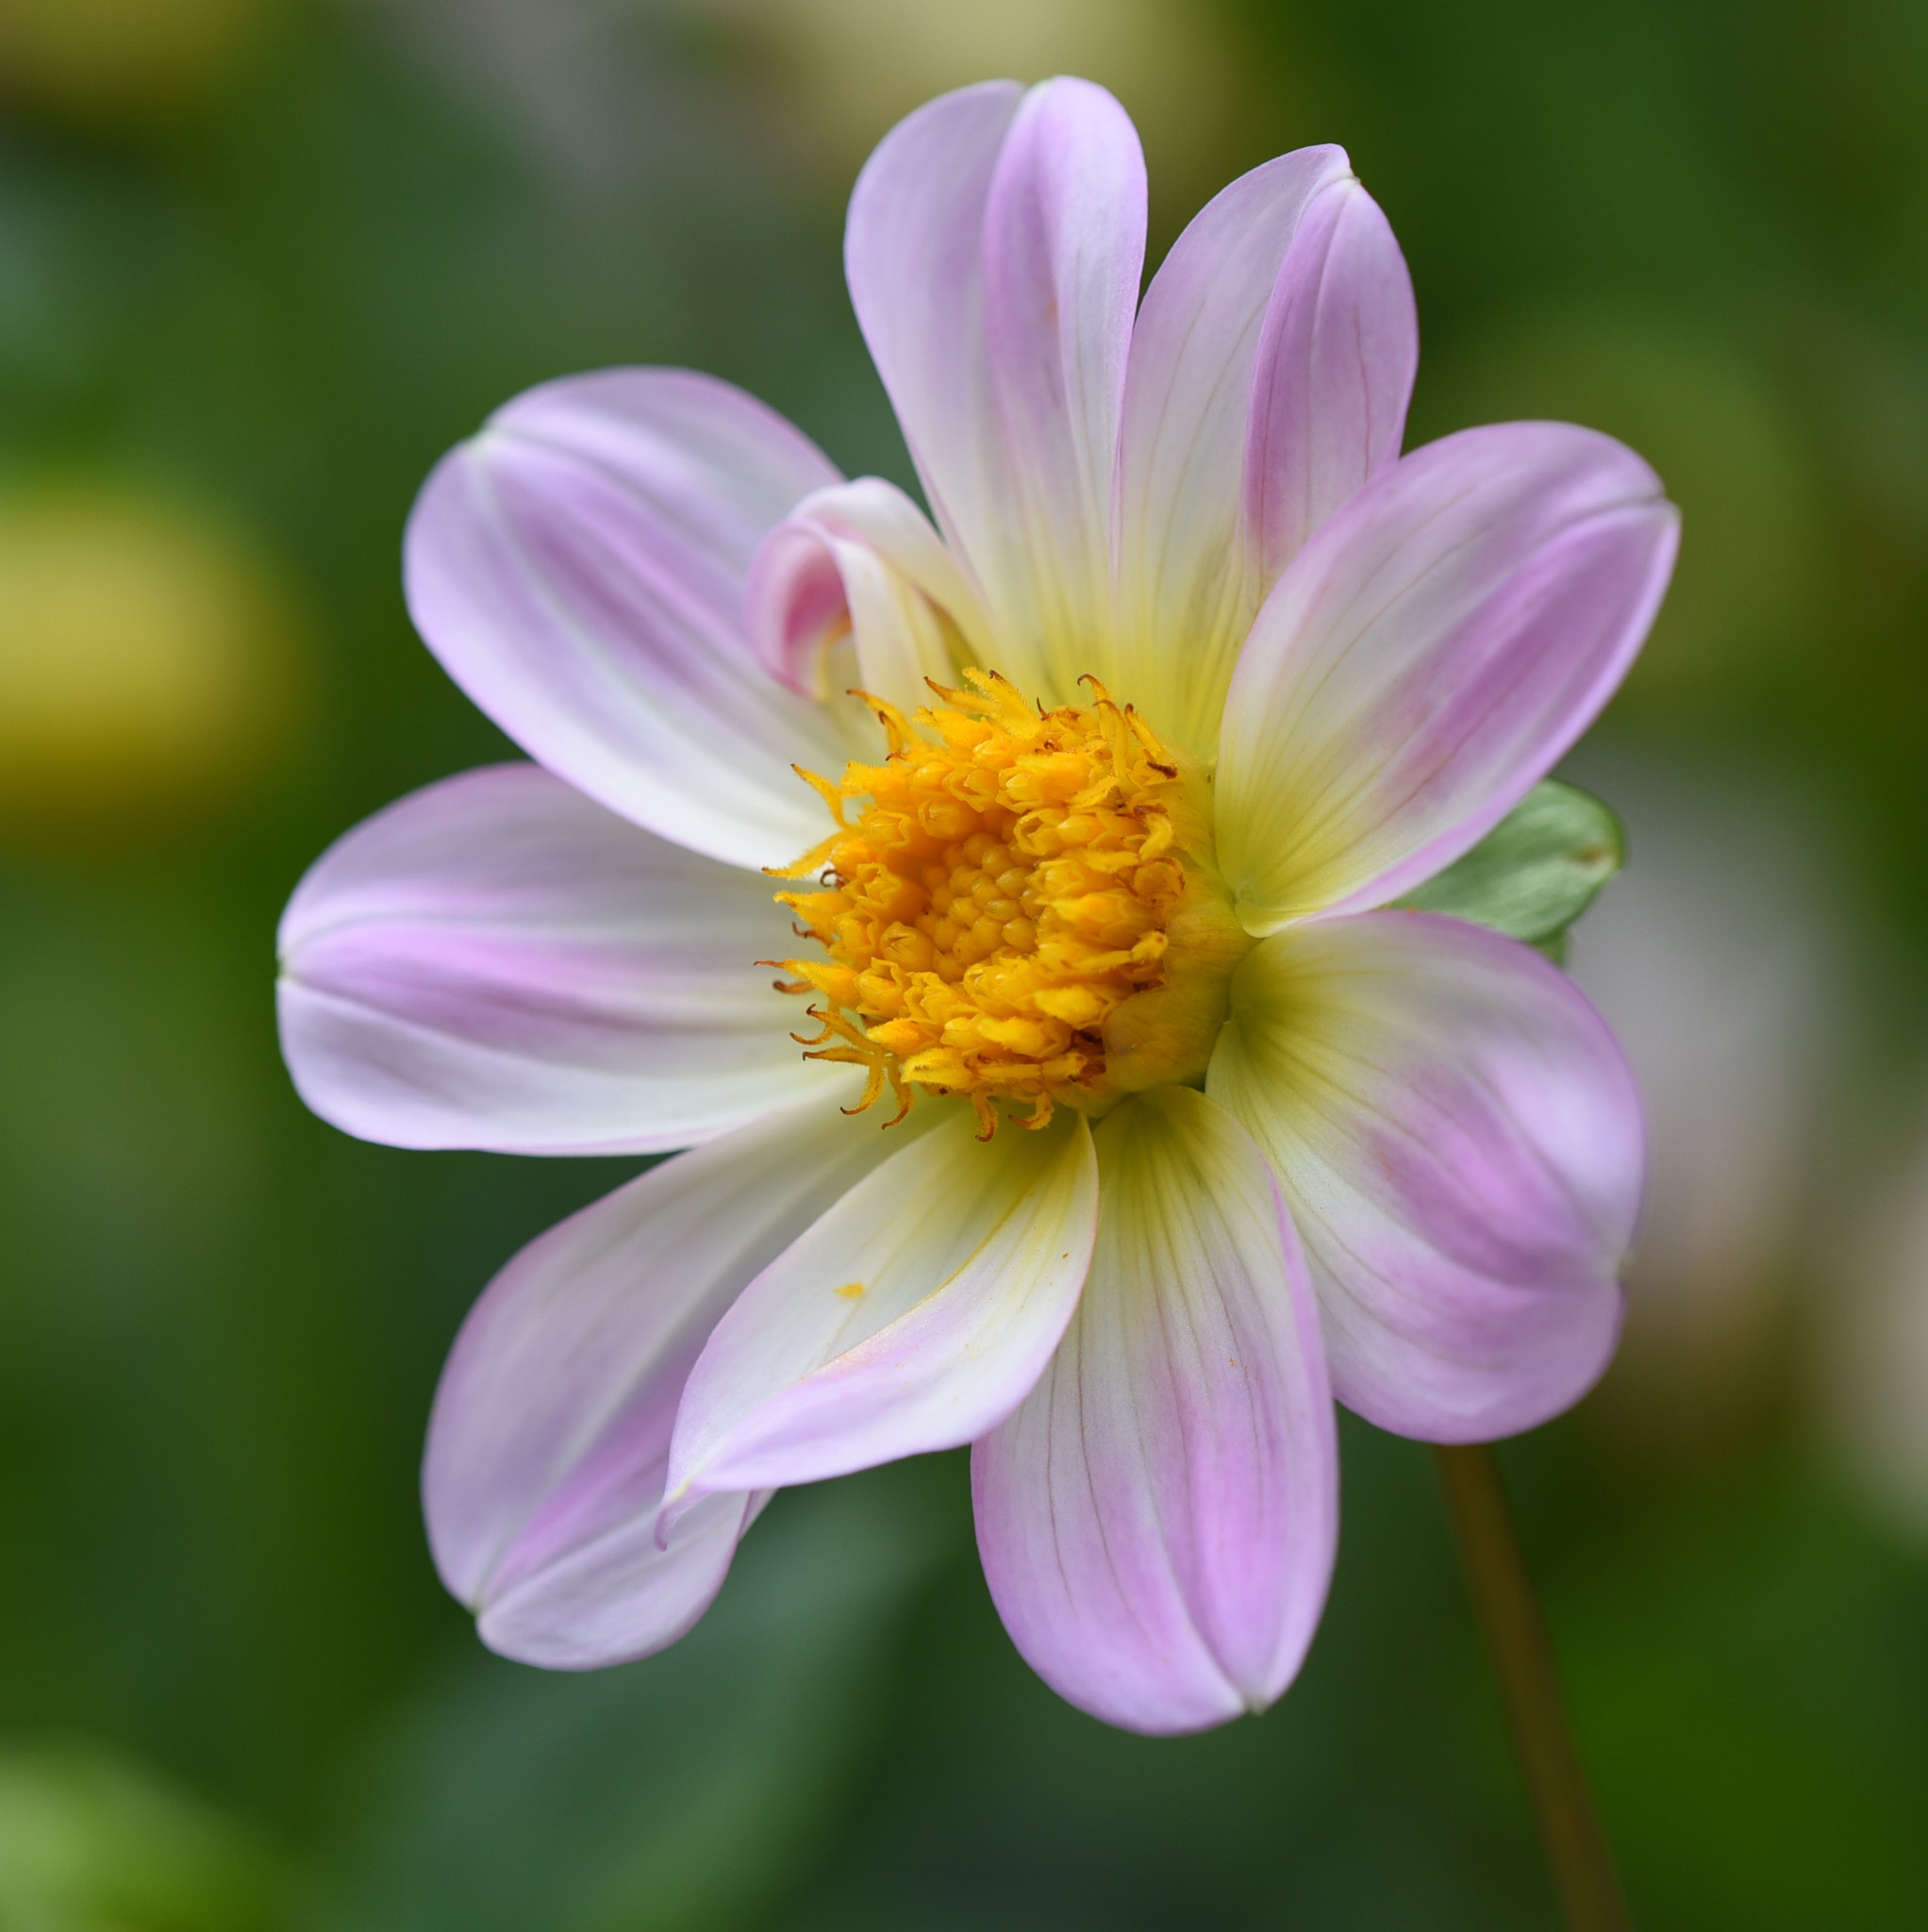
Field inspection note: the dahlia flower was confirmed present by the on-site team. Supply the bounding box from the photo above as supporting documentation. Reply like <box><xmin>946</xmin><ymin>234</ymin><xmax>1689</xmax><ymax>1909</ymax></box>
<box><xmin>277</xmin><ymin>78</ymin><xmax>1674</xmax><ymax>1734</ymax></box>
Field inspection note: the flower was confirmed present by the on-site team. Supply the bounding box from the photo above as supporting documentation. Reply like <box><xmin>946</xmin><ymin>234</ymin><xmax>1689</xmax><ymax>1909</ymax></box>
<box><xmin>276</xmin><ymin>78</ymin><xmax>1674</xmax><ymax>1735</ymax></box>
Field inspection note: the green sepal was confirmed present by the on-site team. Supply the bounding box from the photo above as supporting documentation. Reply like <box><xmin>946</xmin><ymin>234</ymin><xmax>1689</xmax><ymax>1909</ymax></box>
<box><xmin>1392</xmin><ymin>779</ymin><xmax>1625</xmax><ymax>956</ymax></box>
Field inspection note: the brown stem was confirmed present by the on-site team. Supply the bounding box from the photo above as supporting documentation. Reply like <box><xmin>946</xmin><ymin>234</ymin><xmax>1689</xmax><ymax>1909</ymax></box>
<box><xmin>1434</xmin><ymin>1442</ymin><xmax>1633</xmax><ymax>1932</ymax></box>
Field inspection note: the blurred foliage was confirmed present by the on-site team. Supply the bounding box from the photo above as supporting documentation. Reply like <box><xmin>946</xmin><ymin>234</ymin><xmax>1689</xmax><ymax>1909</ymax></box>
<box><xmin>1555</xmin><ymin>1470</ymin><xmax>1928</xmax><ymax>1932</ymax></box>
<box><xmin>308</xmin><ymin>1469</ymin><xmax>951</xmax><ymax>1932</ymax></box>
<box><xmin>1426</xmin><ymin>305</ymin><xmax>1827</xmax><ymax>715</ymax></box>
<box><xmin>674</xmin><ymin>0</ymin><xmax>1255</xmax><ymax>238</ymax></box>
<box><xmin>1</xmin><ymin>0</ymin><xmax>1926</xmax><ymax>1925</ymax></box>
<box><xmin>0</xmin><ymin>1741</ymin><xmax>281</xmax><ymax>1931</ymax></box>
<box><xmin>0</xmin><ymin>0</ymin><xmax>283</xmax><ymax>130</ymax></box>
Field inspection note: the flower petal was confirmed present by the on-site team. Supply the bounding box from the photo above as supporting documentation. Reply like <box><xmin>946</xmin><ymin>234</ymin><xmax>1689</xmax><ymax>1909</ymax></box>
<box><xmin>277</xmin><ymin>763</ymin><xmax>820</xmax><ymax>1155</ymax></box>
<box><xmin>424</xmin><ymin>1087</ymin><xmax>906</xmax><ymax>1669</ymax></box>
<box><xmin>1208</xmin><ymin>912</ymin><xmax>1642</xmax><ymax>1441</ymax></box>
<box><xmin>1243</xmin><ymin>168</ymin><xmax>1419</xmax><ymax>590</ymax></box>
<box><xmin>744</xmin><ymin>477</ymin><xmax>987</xmax><ymax>716</ymax></box>
<box><xmin>404</xmin><ymin>367</ymin><xmax>866</xmax><ymax>873</ymax></box>
<box><xmin>1214</xmin><ymin>422</ymin><xmax>1679</xmax><ymax>933</ymax></box>
<box><xmin>666</xmin><ymin>1104</ymin><xmax>1099</xmax><ymax>1506</ymax></box>
<box><xmin>846</xmin><ymin>77</ymin><xmax>1021</xmax><ymax>540</ymax></box>
<box><xmin>972</xmin><ymin>1086</ymin><xmax>1338</xmax><ymax>1735</ymax></box>
<box><xmin>845</xmin><ymin>78</ymin><xmax>1145</xmax><ymax>699</ymax></box>
<box><xmin>1114</xmin><ymin>149</ymin><xmax>1415</xmax><ymax>755</ymax></box>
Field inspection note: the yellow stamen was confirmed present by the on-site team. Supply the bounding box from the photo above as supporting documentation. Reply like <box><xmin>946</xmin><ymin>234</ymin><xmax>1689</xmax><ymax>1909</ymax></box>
<box><xmin>772</xmin><ymin>668</ymin><xmax>1235</xmax><ymax>1135</ymax></box>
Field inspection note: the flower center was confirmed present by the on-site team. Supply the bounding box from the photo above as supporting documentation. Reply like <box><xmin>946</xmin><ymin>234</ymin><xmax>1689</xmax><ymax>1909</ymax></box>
<box><xmin>770</xmin><ymin>670</ymin><xmax>1251</xmax><ymax>1137</ymax></box>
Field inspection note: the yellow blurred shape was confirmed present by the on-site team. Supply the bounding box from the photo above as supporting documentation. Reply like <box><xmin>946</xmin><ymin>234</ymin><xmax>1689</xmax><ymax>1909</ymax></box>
<box><xmin>0</xmin><ymin>487</ymin><xmax>307</xmax><ymax>845</ymax></box>
<box><xmin>0</xmin><ymin>0</ymin><xmax>276</xmax><ymax>127</ymax></box>
<box><xmin>702</xmin><ymin>0</ymin><xmax>1252</xmax><ymax>214</ymax></box>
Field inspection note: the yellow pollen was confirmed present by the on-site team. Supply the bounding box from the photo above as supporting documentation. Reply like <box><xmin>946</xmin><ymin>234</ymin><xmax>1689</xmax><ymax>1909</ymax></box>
<box><xmin>834</xmin><ymin>1281</ymin><xmax>866</xmax><ymax>1299</ymax></box>
<box><xmin>768</xmin><ymin>669</ymin><xmax>1194</xmax><ymax>1137</ymax></box>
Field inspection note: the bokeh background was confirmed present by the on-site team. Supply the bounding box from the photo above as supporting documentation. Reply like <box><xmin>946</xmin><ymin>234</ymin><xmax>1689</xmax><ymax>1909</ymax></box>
<box><xmin>2</xmin><ymin>0</ymin><xmax>1926</xmax><ymax>1924</ymax></box>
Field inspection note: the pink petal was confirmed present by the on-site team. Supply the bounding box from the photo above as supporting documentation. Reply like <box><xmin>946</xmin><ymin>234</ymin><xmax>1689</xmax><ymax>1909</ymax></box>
<box><xmin>403</xmin><ymin>368</ymin><xmax>867</xmax><ymax>874</ymax></box>
<box><xmin>1209</xmin><ymin>912</ymin><xmax>1642</xmax><ymax>1441</ymax></box>
<box><xmin>277</xmin><ymin>763</ymin><xmax>821</xmax><ymax>1155</ymax></box>
<box><xmin>665</xmin><ymin>1105</ymin><xmax>1099</xmax><ymax>1507</ymax></box>
<box><xmin>424</xmin><ymin>1090</ymin><xmax>908</xmax><ymax>1669</ymax></box>
<box><xmin>744</xmin><ymin>477</ymin><xmax>986</xmax><ymax>715</ymax></box>
<box><xmin>845</xmin><ymin>78</ymin><xmax>1145</xmax><ymax>700</ymax></box>
<box><xmin>972</xmin><ymin>1087</ymin><xmax>1338</xmax><ymax>1734</ymax></box>
<box><xmin>1214</xmin><ymin>422</ymin><xmax>1679</xmax><ymax>933</ymax></box>
<box><xmin>1243</xmin><ymin>167</ymin><xmax>1418</xmax><ymax>587</ymax></box>
<box><xmin>1114</xmin><ymin>148</ymin><xmax>1415</xmax><ymax>755</ymax></box>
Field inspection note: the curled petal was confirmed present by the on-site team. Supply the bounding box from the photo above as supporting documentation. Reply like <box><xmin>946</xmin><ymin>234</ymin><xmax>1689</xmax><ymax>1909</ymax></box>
<box><xmin>1215</xmin><ymin>422</ymin><xmax>1678</xmax><ymax>933</ymax></box>
<box><xmin>1115</xmin><ymin>149</ymin><xmax>1415</xmax><ymax>754</ymax></box>
<box><xmin>1208</xmin><ymin>912</ymin><xmax>1642</xmax><ymax>1441</ymax></box>
<box><xmin>846</xmin><ymin>78</ymin><xmax>1145</xmax><ymax>700</ymax></box>
<box><xmin>276</xmin><ymin>764</ymin><xmax>817</xmax><ymax>1154</ymax></box>
<box><xmin>742</xmin><ymin>519</ymin><xmax>848</xmax><ymax>699</ymax></box>
<box><xmin>666</xmin><ymin>1105</ymin><xmax>1099</xmax><ymax>1507</ymax></box>
<box><xmin>404</xmin><ymin>368</ymin><xmax>868</xmax><ymax>874</ymax></box>
<box><xmin>973</xmin><ymin>1087</ymin><xmax>1338</xmax><ymax>1735</ymax></box>
<box><xmin>744</xmin><ymin>478</ymin><xmax>987</xmax><ymax>716</ymax></box>
<box><xmin>424</xmin><ymin>1088</ymin><xmax>906</xmax><ymax>1669</ymax></box>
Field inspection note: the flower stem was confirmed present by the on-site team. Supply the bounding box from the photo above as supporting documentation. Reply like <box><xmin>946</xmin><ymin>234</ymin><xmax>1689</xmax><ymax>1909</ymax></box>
<box><xmin>1434</xmin><ymin>1442</ymin><xmax>1632</xmax><ymax>1932</ymax></box>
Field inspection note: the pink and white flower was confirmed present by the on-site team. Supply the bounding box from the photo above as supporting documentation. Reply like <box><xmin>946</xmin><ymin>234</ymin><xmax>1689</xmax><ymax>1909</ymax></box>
<box><xmin>277</xmin><ymin>78</ymin><xmax>1673</xmax><ymax>1734</ymax></box>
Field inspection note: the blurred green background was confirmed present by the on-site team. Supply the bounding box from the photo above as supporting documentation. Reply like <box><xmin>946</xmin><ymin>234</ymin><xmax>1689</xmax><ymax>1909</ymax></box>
<box><xmin>2</xmin><ymin>0</ymin><xmax>1926</xmax><ymax>1925</ymax></box>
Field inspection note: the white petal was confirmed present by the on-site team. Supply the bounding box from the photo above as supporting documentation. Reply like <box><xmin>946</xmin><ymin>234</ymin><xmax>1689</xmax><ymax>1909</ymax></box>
<box><xmin>973</xmin><ymin>1087</ymin><xmax>1338</xmax><ymax>1734</ymax></box>
<box><xmin>424</xmin><ymin>1085</ymin><xmax>906</xmax><ymax>1669</ymax></box>
<box><xmin>1209</xmin><ymin>912</ymin><xmax>1642</xmax><ymax>1441</ymax></box>
<box><xmin>1215</xmin><ymin>422</ymin><xmax>1678</xmax><ymax>932</ymax></box>
<box><xmin>404</xmin><ymin>367</ymin><xmax>871</xmax><ymax>873</ymax></box>
<box><xmin>845</xmin><ymin>79</ymin><xmax>1146</xmax><ymax>700</ymax></box>
<box><xmin>744</xmin><ymin>478</ymin><xmax>986</xmax><ymax>716</ymax></box>
<box><xmin>1113</xmin><ymin>148</ymin><xmax>1415</xmax><ymax>755</ymax></box>
<box><xmin>665</xmin><ymin>1104</ymin><xmax>1099</xmax><ymax>1504</ymax></box>
<box><xmin>277</xmin><ymin>764</ymin><xmax>820</xmax><ymax>1154</ymax></box>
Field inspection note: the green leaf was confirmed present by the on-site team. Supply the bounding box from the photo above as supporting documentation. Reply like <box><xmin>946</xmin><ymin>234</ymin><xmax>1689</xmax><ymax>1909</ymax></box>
<box><xmin>1392</xmin><ymin>779</ymin><xmax>1625</xmax><ymax>955</ymax></box>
